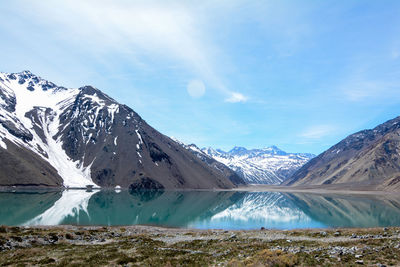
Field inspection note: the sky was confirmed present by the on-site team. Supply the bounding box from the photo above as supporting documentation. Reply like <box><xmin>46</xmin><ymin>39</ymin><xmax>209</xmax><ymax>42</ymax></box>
<box><xmin>0</xmin><ymin>0</ymin><xmax>399</xmax><ymax>155</ymax></box>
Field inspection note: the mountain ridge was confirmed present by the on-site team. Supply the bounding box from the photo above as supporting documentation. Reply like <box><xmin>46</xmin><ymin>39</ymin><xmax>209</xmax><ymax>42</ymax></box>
<box><xmin>284</xmin><ymin>115</ymin><xmax>400</xmax><ymax>191</ymax></box>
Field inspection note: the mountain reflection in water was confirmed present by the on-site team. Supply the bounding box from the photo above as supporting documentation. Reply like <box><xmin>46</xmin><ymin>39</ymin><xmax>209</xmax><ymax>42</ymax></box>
<box><xmin>0</xmin><ymin>190</ymin><xmax>400</xmax><ymax>229</ymax></box>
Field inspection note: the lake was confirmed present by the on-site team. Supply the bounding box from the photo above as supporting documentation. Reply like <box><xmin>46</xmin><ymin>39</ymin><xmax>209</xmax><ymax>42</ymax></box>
<box><xmin>1</xmin><ymin>190</ymin><xmax>400</xmax><ymax>230</ymax></box>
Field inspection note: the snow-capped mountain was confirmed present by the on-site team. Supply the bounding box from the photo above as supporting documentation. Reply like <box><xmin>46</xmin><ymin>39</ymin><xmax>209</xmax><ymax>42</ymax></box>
<box><xmin>201</xmin><ymin>146</ymin><xmax>315</xmax><ymax>184</ymax></box>
<box><xmin>0</xmin><ymin>70</ymin><xmax>241</xmax><ymax>189</ymax></box>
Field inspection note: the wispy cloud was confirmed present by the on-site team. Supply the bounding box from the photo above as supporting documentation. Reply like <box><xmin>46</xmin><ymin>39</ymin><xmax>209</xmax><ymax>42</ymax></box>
<box><xmin>17</xmin><ymin>0</ymin><xmax>247</xmax><ymax>102</ymax></box>
<box><xmin>339</xmin><ymin>77</ymin><xmax>400</xmax><ymax>103</ymax></box>
<box><xmin>342</xmin><ymin>81</ymin><xmax>392</xmax><ymax>101</ymax></box>
<box><xmin>187</xmin><ymin>79</ymin><xmax>206</xmax><ymax>98</ymax></box>
<box><xmin>300</xmin><ymin>125</ymin><xmax>337</xmax><ymax>140</ymax></box>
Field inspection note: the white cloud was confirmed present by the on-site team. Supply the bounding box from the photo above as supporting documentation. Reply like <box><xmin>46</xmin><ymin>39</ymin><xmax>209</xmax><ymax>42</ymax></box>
<box><xmin>225</xmin><ymin>92</ymin><xmax>248</xmax><ymax>103</ymax></box>
<box><xmin>187</xmin><ymin>79</ymin><xmax>206</xmax><ymax>98</ymax></box>
<box><xmin>300</xmin><ymin>125</ymin><xmax>336</xmax><ymax>139</ymax></box>
<box><xmin>18</xmin><ymin>0</ymin><xmax>247</xmax><ymax>102</ymax></box>
<box><xmin>342</xmin><ymin>81</ymin><xmax>387</xmax><ymax>101</ymax></box>
<box><xmin>340</xmin><ymin>79</ymin><xmax>400</xmax><ymax>102</ymax></box>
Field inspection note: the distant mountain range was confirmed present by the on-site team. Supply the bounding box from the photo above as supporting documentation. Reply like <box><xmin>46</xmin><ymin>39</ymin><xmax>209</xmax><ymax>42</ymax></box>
<box><xmin>0</xmin><ymin>70</ymin><xmax>243</xmax><ymax>189</ymax></box>
<box><xmin>182</xmin><ymin>143</ymin><xmax>315</xmax><ymax>184</ymax></box>
<box><xmin>284</xmin><ymin>116</ymin><xmax>400</xmax><ymax>191</ymax></box>
<box><xmin>2</xmin><ymin>70</ymin><xmax>400</xmax><ymax>192</ymax></box>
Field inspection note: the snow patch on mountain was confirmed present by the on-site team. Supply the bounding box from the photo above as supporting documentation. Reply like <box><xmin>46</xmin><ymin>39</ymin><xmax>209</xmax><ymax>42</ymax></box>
<box><xmin>36</xmin><ymin>107</ymin><xmax>96</xmax><ymax>188</ymax></box>
<box><xmin>0</xmin><ymin>71</ymin><xmax>96</xmax><ymax>188</ymax></box>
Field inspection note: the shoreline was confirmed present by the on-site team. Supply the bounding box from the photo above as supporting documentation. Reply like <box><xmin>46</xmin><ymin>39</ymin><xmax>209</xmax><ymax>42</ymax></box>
<box><xmin>1</xmin><ymin>225</ymin><xmax>399</xmax><ymax>266</ymax></box>
<box><xmin>10</xmin><ymin>224</ymin><xmax>400</xmax><ymax>233</ymax></box>
<box><xmin>0</xmin><ymin>184</ymin><xmax>398</xmax><ymax>196</ymax></box>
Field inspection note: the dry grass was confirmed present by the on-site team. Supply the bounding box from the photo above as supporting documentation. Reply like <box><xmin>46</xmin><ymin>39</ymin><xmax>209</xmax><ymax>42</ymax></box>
<box><xmin>0</xmin><ymin>226</ymin><xmax>399</xmax><ymax>266</ymax></box>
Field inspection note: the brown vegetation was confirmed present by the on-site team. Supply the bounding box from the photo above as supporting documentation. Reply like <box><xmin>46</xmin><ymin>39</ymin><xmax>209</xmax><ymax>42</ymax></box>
<box><xmin>0</xmin><ymin>225</ymin><xmax>399</xmax><ymax>266</ymax></box>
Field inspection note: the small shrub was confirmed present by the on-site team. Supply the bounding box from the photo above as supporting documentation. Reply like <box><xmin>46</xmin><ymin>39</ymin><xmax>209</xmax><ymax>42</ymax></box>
<box><xmin>65</xmin><ymin>233</ymin><xmax>74</xmax><ymax>240</ymax></box>
<box><xmin>11</xmin><ymin>236</ymin><xmax>23</xmax><ymax>242</ymax></box>
<box><xmin>38</xmin><ymin>257</ymin><xmax>56</xmax><ymax>264</ymax></box>
<box><xmin>0</xmin><ymin>226</ymin><xmax>7</xmax><ymax>233</ymax></box>
<box><xmin>117</xmin><ymin>255</ymin><xmax>136</xmax><ymax>265</ymax></box>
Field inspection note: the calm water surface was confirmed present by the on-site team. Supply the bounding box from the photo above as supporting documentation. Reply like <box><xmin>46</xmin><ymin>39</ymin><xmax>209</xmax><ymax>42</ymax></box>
<box><xmin>1</xmin><ymin>190</ymin><xmax>400</xmax><ymax>230</ymax></box>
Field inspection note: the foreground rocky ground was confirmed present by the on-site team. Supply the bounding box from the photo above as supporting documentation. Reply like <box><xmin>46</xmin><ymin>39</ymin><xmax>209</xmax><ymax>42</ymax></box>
<box><xmin>0</xmin><ymin>226</ymin><xmax>399</xmax><ymax>266</ymax></box>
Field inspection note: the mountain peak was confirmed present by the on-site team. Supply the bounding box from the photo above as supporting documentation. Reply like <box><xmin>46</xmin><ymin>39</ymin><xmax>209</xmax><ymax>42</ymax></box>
<box><xmin>261</xmin><ymin>145</ymin><xmax>286</xmax><ymax>155</ymax></box>
<box><xmin>19</xmin><ymin>70</ymin><xmax>33</xmax><ymax>75</ymax></box>
<box><xmin>13</xmin><ymin>70</ymin><xmax>39</xmax><ymax>81</ymax></box>
<box><xmin>263</xmin><ymin>145</ymin><xmax>281</xmax><ymax>151</ymax></box>
<box><xmin>1</xmin><ymin>70</ymin><xmax>61</xmax><ymax>92</ymax></box>
<box><xmin>229</xmin><ymin>146</ymin><xmax>247</xmax><ymax>154</ymax></box>
<box><xmin>78</xmin><ymin>85</ymin><xmax>117</xmax><ymax>105</ymax></box>
<box><xmin>202</xmin><ymin>147</ymin><xmax>224</xmax><ymax>157</ymax></box>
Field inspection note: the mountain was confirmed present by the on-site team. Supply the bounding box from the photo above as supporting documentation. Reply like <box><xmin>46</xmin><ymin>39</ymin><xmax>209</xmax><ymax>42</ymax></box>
<box><xmin>284</xmin><ymin>116</ymin><xmax>400</xmax><ymax>191</ymax></box>
<box><xmin>201</xmin><ymin>146</ymin><xmax>315</xmax><ymax>184</ymax></box>
<box><xmin>0</xmin><ymin>70</ymin><xmax>241</xmax><ymax>189</ymax></box>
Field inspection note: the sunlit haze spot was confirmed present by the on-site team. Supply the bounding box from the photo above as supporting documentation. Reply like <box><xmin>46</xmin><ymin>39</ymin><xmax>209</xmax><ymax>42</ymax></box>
<box><xmin>187</xmin><ymin>79</ymin><xmax>206</xmax><ymax>98</ymax></box>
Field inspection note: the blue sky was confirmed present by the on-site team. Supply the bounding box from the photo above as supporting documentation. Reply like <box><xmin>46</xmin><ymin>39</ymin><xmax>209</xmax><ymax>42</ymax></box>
<box><xmin>0</xmin><ymin>0</ymin><xmax>400</xmax><ymax>154</ymax></box>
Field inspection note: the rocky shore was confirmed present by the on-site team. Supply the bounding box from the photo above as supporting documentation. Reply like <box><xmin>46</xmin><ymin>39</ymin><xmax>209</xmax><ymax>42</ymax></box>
<box><xmin>0</xmin><ymin>225</ymin><xmax>399</xmax><ymax>266</ymax></box>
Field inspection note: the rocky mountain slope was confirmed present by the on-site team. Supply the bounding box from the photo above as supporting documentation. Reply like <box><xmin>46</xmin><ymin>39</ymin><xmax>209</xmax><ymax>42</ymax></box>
<box><xmin>200</xmin><ymin>146</ymin><xmax>314</xmax><ymax>184</ymax></box>
<box><xmin>0</xmin><ymin>70</ymin><xmax>243</xmax><ymax>189</ymax></box>
<box><xmin>284</xmin><ymin>116</ymin><xmax>400</xmax><ymax>191</ymax></box>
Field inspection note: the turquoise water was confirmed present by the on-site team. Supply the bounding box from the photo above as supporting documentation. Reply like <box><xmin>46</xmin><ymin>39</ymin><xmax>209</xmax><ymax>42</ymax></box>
<box><xmin>1</xmin><ymin>190</ymin><xmax>400</xmax><ymax>230</ymax></box>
